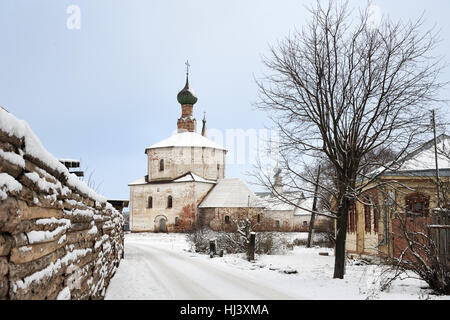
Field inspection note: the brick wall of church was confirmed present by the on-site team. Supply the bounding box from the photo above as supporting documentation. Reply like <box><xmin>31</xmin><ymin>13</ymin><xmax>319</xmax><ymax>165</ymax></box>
<box><xmin>147</xmin><ymin>147</ymin><xmax>226</xmax><ymax>182</ymax></box>
<box><xmin>129</xmin><ymin>181</ymin><xmax>214</xmax><ymax>232</ymax></box>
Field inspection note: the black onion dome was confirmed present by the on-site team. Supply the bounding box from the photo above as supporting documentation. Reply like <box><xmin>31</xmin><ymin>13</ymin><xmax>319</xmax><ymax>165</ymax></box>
<box><xmin>177</xmin><ymin>76</ymin><xmax>198</xmax><ymax>105</ymax></box>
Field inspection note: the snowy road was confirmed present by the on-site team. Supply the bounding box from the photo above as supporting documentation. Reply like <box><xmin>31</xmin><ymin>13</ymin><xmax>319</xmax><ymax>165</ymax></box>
<box><xmin>105</xmin><ymin>236</ymin><xmax>302</xmax><ymax>300</ymax></box>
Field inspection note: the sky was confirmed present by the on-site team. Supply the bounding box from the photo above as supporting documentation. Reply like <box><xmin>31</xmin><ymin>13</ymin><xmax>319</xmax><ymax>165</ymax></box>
<box><xmin>0</xmin><ymin>0</ymin><xmax>449</xmax><ymax>200</ymax></box>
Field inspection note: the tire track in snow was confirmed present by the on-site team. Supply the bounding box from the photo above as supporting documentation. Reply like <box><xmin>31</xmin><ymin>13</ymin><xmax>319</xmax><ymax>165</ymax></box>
<box><xmin>131</xmin><ymin>241</ymin><xmax>301</xmax><ymax>300</ymax></box>
<box><xmin>127</xmin><ymin>242</ymin><xmax>221</xmax><ymax>299</ymax></box>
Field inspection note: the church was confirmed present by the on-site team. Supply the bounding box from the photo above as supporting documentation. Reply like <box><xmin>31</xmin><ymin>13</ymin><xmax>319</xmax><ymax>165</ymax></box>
<box><xmin>128</xmin><ymin>67</ymin><xmax>264</xmax><ymax>232</ymax></box>
<box><xmin>128</xmin><ymin>66</ymin><xmax>329</xmax><ymax>233</ymax></box>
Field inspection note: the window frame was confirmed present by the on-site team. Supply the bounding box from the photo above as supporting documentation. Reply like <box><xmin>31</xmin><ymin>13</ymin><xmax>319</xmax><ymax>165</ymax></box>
<box><xmin>167</xmin><ymin>195</ymin><xmax>173</xmax><ymax>209</ymax></box>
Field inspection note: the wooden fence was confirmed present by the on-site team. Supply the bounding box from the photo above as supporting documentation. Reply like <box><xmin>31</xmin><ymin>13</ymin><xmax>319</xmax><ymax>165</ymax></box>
<box><xmin>430</xmin><ymin>209</ymin><xmax>450</xmax><ymax>266</ymax></box>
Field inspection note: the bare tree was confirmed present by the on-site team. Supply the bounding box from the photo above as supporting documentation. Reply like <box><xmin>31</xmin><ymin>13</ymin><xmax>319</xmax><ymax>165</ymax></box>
<box><xmin>255</xmin><ymin>0</ymin><xmax>446</xmax><ymax>278</ymax></box>
<box><xmin>384</xmin><ymin>208</ymin><xmax>449</xmax><ymax>295</ymax></box>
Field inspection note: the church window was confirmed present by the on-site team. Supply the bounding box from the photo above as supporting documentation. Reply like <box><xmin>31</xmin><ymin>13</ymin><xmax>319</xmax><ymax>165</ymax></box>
<box><xmin>175</xmin><ymin>217</ymin><xmax>179</xmax><ymax>226</ymax></box>
<box><xmin>167</xmin><ymin>196</ymin><xmax>173</xmax><ymax>208</ymax></box>
<box><xmin>147</xmin><ymin>196</ymin><xmax>153</xmax><ymax>209</ymax></box>
<box><xmin>225</xmin><ymin>215</ymin><xmax>230</xmax><ymax>224</ymax></box>
<box><xmin>159</xmin><ymin>159</ymin><xmax>164</xmax><ymax>172</ymax></box>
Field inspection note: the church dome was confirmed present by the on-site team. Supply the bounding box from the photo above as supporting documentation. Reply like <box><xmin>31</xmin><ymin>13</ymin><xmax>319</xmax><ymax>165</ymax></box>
<box><xmin>177</xmin><ymin>77</ymin><xmax>198</xmax><ymax>105</ymax></box>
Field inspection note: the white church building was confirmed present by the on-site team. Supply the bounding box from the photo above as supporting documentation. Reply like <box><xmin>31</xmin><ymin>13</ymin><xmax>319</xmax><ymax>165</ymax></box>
<box><xmin>128</xmin><ymin>69</ymin><xmax>260</xmax><ymax>232</ymax></box>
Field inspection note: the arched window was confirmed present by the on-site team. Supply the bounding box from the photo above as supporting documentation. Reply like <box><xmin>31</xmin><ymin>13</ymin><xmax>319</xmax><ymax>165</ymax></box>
<box><xmin>175</xmin><ymin>217</ymin><xmax>179</xmax><ymax>226</ymax></box>
<box><xmin>159</xmin><ymin>159</ymin><xmax>164</xmax><ymax>172</ymax></box>
<box><xmin>225</xmin><ymin>215</ymin><xmax>230</xmax><ymax>224</ymax></box>
<box><xmin>167</xmin><ymin>196</ymin><xmax>172</xmax><ymax>208</ymax></box>
<box><xmin>405</xmin><ymin>193</ymin><xmax>429</xmax><ymax>217</ymax></box>
<box><xmin>147</xmin><ymin>196</ymin><xmax>153</xmax><ymax>209</ymax></box>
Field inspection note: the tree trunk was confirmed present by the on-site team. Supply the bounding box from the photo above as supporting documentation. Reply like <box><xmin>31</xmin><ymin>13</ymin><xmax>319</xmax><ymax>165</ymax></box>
<box><xmin>248</xmin><ymin>233</ymin><xmax>256</xmax><ymax>261</ymax></box>
<box><xmin>333</xmin><ymin>199</ymin><xmax>350</xmax><ymax>279</ymax></box>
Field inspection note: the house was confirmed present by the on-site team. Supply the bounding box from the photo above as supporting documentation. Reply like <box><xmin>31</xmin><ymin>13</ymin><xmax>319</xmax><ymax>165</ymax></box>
<box><xmin>346</xmin><ymin>134</ymin><xmax>450</xmax><ymax>262</ymax></box>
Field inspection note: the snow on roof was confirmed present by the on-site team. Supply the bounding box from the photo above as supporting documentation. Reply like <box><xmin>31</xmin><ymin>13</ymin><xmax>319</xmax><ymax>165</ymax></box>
<box><xmin>147</xmin><ymin>132</ymin><xmax>226</xmax><ymax>150</ymax></box>
<box><xmin>128</xmin><ymin>176</ymin><xmax>147</xmax><ymax>186</ymax></box>
<box><xmin>173</xmin><ymin>172</ymin><xmax>216</xmax><ymax>184</ymax></box>
<box><xmin>399</xmin><ymin>134</ymin><xmax>450</xmax><ymax>171</ymax></box>
<box><xmin>128</xmin><ymin>172</ymin><xmax>217</xmax><ymax>186</ymax></box>
<box><xmin>366</xmin><ymin>134</ymin><xmax>450</xmax><ymax>178</ymax></box>
<box><xmin>0</xmin><ymin>108</ymin><xmax>111</xmax><ymax>205</ymax></box>
<box><xmin>256</xmin><ymin>191</ymin><xmax>313</xmax><ymax>215</ymax></box>
<box><xmin>199</xmin><ymin>178</ymin><xmax>264</xmax><ymax>208</ymax></box>
<box><xmin>256</xmin><ymin>192</ymin><xmax>301</xmax><ymax>211</ymax></box>
<box><xmin>293</xmin><ymin>198</ymin><xmax>314</xmax><ymax>216</ymax></box>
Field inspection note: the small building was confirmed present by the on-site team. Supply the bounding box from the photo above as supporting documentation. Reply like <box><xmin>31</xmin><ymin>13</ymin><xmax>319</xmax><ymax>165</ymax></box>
<box><xmin>255</xmin><ymin>167</ymin><xmax>334</xmax><ymax>232</ymax></box>
<box><xmin>198</xmin><ymin>178</ymin><xmax>265</xmax><ymax>231</ymax></box>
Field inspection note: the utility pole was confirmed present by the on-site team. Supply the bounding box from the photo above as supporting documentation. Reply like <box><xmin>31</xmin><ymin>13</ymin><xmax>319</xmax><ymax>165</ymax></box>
<box><xmin>307</xmin><ymin>165</ymin><xmax>321</xmax><ymax>248</ymax></box>
<box><xmin>432</xmin><ymin>110</ymin><xmax>441</xmax><ymax>208</ymax></box>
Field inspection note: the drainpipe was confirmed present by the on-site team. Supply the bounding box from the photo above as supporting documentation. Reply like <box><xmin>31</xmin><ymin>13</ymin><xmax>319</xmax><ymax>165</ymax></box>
<box><xmin>378</xmin><ymin>179</ymin><xmax>389</xmax><ymax>248</ymax></box>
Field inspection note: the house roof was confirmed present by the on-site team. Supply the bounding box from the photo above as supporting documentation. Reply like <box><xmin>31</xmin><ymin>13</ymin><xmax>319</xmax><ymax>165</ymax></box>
<box><xmin>368</xmin><ymin>134</ymin><xmax>450</xmax><ymax>178</ymax></box>
<box><xmin>398</xmin><ymin>134</ymin><xmax>450</xmax><ymax>171</ymax></box>
<box><xmin>255</xmin><ymin>191</ymin><xmax>314</xmax><ymax>215</ymax></box>
<box><xmin>146</xmin><ymin>132</ymin><xmax>226</xmax><ymax>151</ymax></box>
<box><xmin>198</xmin><ymin>178</ymin><xmax>265</xmax><ymax>208</ymax></box>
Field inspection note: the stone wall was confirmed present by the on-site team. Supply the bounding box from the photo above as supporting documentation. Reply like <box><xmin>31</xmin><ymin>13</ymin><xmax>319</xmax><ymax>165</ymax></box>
<box><xmin>0</xmin><ymin>109</ymin><xmax>123</xmax><ymax>300</ymax></box>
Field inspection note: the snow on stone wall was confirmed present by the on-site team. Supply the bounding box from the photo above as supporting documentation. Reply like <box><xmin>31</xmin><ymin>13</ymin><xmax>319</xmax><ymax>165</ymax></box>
<box><xmin>0</xmin><ymin>108</ymin><xmax>124</xmax><ymax>300</ymax></box>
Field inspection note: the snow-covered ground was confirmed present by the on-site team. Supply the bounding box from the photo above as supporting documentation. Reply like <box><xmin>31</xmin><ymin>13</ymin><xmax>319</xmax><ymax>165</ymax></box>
<box><xmin>105</xmin><ymin>232</ymin><xmax>449</xmax><ymax>300</ymax></box>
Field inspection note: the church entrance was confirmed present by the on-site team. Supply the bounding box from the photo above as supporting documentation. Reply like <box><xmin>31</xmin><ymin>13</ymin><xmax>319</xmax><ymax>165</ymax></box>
<box><xmin>159</xmin><ymin>219</ymin><xmax>167</xmax><ymax>232</ymax></box>
<box><xmin>154</xmin><ymin>215</ymin><xmax>168</xmax><ymax>233</ymax></box>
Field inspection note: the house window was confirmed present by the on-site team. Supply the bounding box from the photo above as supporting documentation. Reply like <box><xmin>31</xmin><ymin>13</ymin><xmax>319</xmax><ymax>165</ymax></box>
<box><xmin>225</xmin><ymin>215</ymin><xmax>230</xmax><ymax>224</ymax></box>
<box><xmin>405</xmin><ymin>193</ymin><xmax>429</xmax><ymax>217</ymax></box>
<box><xmin>167</xmin><ymin>196</ymin><xmax>172</xmax><ymax>208</ymax></box>
<box><xmin>147</xmin><ymin>196</ymin><xmax>153</xmax><ymax>209</ymax></box>
<box><xmin>275</xmin><ymin>220</ymin><xmax>280</xmax><ymax>228</ymax></box>
<box><xmin>364</xmin><ymin>199</ymin><xmax>371</xmax><ymax>233</ymax></box>
<box><xmin>159</xmin><ymin>159</ymin><xmax>164</xmax><ymax>172</ymax></box>
<box><xmin>175</xmin><ymin>217</ymin><xmax>179</xmax><ymax>226</ymax></box>
<box><xmin>257</xmin><ymin>214</ymin><xmax>261</xmax><ymax>223</ymax></box>
<box><xmin>303</xmin><ymin>221</ymin><xmax>308</xmax><ymax>227</ymax></box>
<box><xmin>347</xmin><ymin>204</ymin><xmax>357</xmax><ymax>233</ymax></box>
<box><xmin>373</xmin><ymin>203</ymin><xmax>379</xmax><ymax>233</ymax></box>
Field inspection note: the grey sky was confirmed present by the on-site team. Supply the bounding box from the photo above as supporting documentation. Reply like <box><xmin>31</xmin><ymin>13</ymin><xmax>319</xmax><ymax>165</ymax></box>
<box><xmin>0</xmin><ymin>0</ymin><xmax>449</xmax><ymax>199</ymax></box>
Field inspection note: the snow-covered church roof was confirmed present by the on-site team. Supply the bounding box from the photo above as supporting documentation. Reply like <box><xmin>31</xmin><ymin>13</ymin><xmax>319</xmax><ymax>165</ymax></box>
<box><xmin>128</xmin><ymin>171</ymin><xmax>217</xmax><ymax>186</ymax></box>
<box><xmin>146</xmin><ymin>132</ymin><xmax>226</xmax><ymax>151</ymax></box>
<box><xmin>199</xmin><ymin>178</ymin><xmax>264</xmax><ymax>208</ymax></box>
